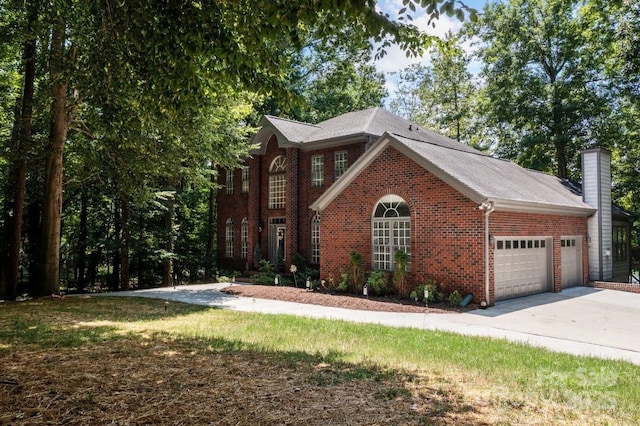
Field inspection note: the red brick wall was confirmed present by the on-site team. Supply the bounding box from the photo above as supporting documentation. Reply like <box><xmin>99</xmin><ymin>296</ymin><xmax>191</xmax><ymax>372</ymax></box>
<box><xmin>586</xmin><ymin>281</ymin><xmax>640</xmax><ymax>293</ymax></box>
<box><xmin>216</xmin><ymin>166</ymin><xmax>250</xmax><ymax>272</ymax></box>
<box><xmin>297</xmin><ymin>144</ymin><xmax>366</xmax><ymax>264</ymax></box>
<box><xmin>488</xmin><ymin>212</ymin><xmax>589</xmax><ymax>302</ymax></box>
<box><xmin>319</xmin><ymin>145</ymin><xmax>589</xmax><ymax>303</ymax></box>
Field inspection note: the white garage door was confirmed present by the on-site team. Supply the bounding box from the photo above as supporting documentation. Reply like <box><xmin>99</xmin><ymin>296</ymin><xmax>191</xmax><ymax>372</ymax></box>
<box><xmin>495</xmin><ymin>237</ymin><xmax>551</xmax><ymax>301</ymax></box>
<box><xmin>561</xmin><ymin>237</ymin><xmax>582</xmax><ymax>288</ymax></box>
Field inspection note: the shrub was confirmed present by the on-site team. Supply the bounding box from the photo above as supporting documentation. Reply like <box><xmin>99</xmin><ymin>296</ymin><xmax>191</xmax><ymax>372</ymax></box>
<box><xmin>410</xmin><ymin>284</ymin><xmax>427</xmax><ymax>303</ymax></box>
<box><xmin>366</xmin><ymin>271</ymin><xmax>390</xmax><ymax>296</ymax></box>
<box><xmin>393</xmin><ymin>250</ymin><xmax>410</xmax><ymax>297</ymax></box>
<box><xmin>424</xmin><ymin>279</ymin><xmax>445</xmax><ymax>303</ymax></box>
<box><xmin>338</xmin><ymin>273</ymin><xmax>349</xmax><ymax>293</ymax></box>
<box><xmin>348</xmin><ymin>251</ymin><xmax>365</xmax><ymax>293</ymax></box>
<box><xmin>251</xmin><ymin>259</ymin><xmax>276</xmax><ymax>285</ymax></box>
<box><xmin>448</xmin><ymin>290</ymin><xmax>462</xmax><ymax>307</ymax></box>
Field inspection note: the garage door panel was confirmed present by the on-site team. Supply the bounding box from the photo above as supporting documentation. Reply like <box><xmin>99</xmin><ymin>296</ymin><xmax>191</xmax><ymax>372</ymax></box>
<box><xmin>495</xmin><ymin>238</ymin><xmax>550</xmax><ymax>301</ymax></box>
<box><xmin>561</xmin><ymin>237</ymin><xmax>581</xmax><ymax>287</ymax></box>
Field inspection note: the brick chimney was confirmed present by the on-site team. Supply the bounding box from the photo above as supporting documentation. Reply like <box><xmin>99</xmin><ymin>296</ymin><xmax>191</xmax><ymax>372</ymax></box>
<box><xmin>581</xmin><ymin>148</ymin><xmax>612</xmax><ymax>281</ymax></box>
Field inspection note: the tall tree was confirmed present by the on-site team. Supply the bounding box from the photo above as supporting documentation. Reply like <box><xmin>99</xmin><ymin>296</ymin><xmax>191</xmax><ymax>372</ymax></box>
<box><xmin>0</xmin><ymin>0</ymin><xmax>38</xmax><ymax>300</ymax></box>
<box><xmin>389</xmin><ymin>34</ymin><xmax>483</xmax><ymax>147</ymax></box>
<box><xmin>470</xmin><ymin>0</ymin><xmax>611</xmax><ymax>178</ymax></box>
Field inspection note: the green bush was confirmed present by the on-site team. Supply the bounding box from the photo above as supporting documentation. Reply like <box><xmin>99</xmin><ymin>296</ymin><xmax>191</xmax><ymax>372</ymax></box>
<box><xmin>338</xmin><ymin>273</ymin><xmax>349</xmax><ymax>293</ymax></box>
<box><xmin>448</xmin><ymin>290</ymin><xmax>462</xmax><ymax>307</ymax></box>
<box><xmin>366</xmin><ymin>271</ymin><xmax>390</xmax><ymax>296</ymax></box>
<box><xmin>393</xmin><ymin>250</ymin><xmax>410</xmax><ymax>297</ymax></box>
<box><xmin>348</xmin><ymin>251</ymin><xmax>365</xmax><ymax>293</ymax></box>
<box><xmin>251</xmin><ymin>259</ymin><xmax>277</xmax><ymax>285</ymax></box>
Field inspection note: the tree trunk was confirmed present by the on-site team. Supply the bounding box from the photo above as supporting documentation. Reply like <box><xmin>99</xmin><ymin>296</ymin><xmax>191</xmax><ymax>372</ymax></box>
<box><xmin>111</xmin><ymin>198</ymin><xmax>121</xmax><ymax>291</ymax></box>
<box><xmin>76</xmin><ymin>192</ymin><xmax>88</xmax><ymax>293</ymax></box>
<box><xmin>204</xmin><ymin>167</ymin><xmax>215</xmax><ymax>282</ymax></box>
<box><xmin>162</xmin><ymin>198</ymin><xmax>174</xmax><ymax>287</ymax></box>
<box><xmin>120</xmin><ymin>193</ymin><xmax>130</xmax><ymax>290</ymax></box>
<box><xmin>38</xmin><ymin>16</ymin><xmax>69</xmax><ymax>297</ymax></box>
<box><xmin>0</xmin><ymin>3</ymin><xmax>37</xmax><ymax>300</ymax></box>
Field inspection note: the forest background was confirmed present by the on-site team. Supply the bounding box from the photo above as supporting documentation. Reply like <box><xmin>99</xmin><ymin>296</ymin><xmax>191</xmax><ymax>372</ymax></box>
<box><xmin>0</xmin><ymin>0</ymin><xmax>638</xmax><ymax>300</ymax></box>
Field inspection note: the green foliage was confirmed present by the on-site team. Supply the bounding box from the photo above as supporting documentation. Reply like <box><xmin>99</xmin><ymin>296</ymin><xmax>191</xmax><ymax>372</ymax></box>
<box><xmin>365</xmin><ymin>271</ymin><xmax>390</xmax><ymax>296</ymax></box>
<box><xmin>447</xmin><ymin>290</ymin><xmax>462</xmax><ymax>307</ymax></box>
<box><xmin>467</xmin><ymin>0</ymin><xmax>616</xmax><ymax>179</ymax></box>
<box><xmin>393</xmin><ymin>250</ymin><xmax>410</xmax><ymax>298</ymax></box>
<box><xmin>338</xmin><ymin>273</ymin><xmax>350</xmax><ymax>293</ymax></box>
<box><xmin>251</xmin><ymin>259</ymin><xmax>277</xmax><ymax>285</ymax></box>
<box><xmin>348</xmin><ymin>251</ymin><xmax>365</xmax><ymax>293</ymax></box>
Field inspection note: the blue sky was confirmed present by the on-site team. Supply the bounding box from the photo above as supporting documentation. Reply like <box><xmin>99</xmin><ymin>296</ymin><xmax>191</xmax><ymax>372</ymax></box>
<box><xmin>375</xmin><ymin>0</ymin><xmax>490</xmax><ymax>97</ymax></box>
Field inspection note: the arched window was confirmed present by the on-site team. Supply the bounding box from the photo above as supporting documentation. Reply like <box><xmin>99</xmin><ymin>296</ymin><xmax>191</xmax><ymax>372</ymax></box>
<box><xmin>225</xmin><ymin>218</ymin><xmax>234</xmax><ymax>258</ymax></box>
<box><xmin>372</xmin><ymin>195</ymin><xmax>410</xmax><ymax>270</ymax></box>
<box><xmin>311</xmin><ymin>215</ymin><xmax>320</xmax><ymax>264</ymax></box>
<box><xmin>269</xmin><ymin>155</ymin><xmax>286</xmax><ymax>209</ymax></box>
<box><xmin>241</xmin><ymin>218</ymin><xmax>248</xmax><ymax>258</ymax></box>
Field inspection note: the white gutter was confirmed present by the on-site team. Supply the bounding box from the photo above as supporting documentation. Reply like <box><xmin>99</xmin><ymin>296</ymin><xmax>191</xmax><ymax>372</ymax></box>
<box><xmin>478</xmin><ymin>201</ymin><xmax>495</xmax><ymax>305</ymax></box>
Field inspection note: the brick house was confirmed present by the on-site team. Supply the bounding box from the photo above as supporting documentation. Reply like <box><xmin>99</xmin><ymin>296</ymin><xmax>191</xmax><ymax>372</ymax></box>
<box><xmin>217</xmin><ymin>108</ymin><xmax>633</xmax><ymax>304</ymax></box>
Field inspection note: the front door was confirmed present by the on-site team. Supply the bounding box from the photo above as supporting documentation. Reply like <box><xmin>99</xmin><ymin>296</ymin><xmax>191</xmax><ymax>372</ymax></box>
<box><xmin>268</xmin><ymin>218</ymin><xmax>286</xmax><ymax>266</ymax></box>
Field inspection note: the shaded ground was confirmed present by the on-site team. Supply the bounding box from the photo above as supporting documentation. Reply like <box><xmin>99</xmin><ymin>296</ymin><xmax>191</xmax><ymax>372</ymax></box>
<box><xmin>222</xmin><ymin>284</ymin><xmax>475</xmax><ymax>314</ymax></box>
<box><xmin>0</xmin><ymin>298</ymin><xmax>494</xmax><ymax>425</ymax></box>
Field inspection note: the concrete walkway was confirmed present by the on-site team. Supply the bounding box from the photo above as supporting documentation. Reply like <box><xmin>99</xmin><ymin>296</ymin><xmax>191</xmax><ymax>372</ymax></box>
<box><xmin>102</xmin><ymin>283</ymin><xmax>640</xmax><ymax>366</ymax></box>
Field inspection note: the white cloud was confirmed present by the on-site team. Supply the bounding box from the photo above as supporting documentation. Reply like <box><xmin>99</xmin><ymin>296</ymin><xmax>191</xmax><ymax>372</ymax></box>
<box><xmin>374</xmin><ymin>1</ymin><xmax>464</xmax><ymax>74</ymax></box>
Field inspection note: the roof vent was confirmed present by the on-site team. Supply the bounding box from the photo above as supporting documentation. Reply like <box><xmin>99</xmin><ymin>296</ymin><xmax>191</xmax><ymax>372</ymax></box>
<box><xmin>409</xmin><ymin>125</ymin><xmax>413</xmax><ymax>131</ymax></box>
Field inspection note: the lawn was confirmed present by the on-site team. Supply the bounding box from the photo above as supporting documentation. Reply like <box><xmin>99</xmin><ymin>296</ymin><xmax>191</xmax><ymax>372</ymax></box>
<box><xmin>1</xmin><ymin>296</ymin><xmax>638</xmax><ymax>425</ymax></box>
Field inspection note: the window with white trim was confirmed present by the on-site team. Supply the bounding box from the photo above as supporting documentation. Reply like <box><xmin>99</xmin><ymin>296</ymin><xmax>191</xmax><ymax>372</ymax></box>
<box><xmin>269</xmin><ymin>156</ymin><xmax>286</xmax><ymax>209</ymax></box>
<box><xmin>311</xmin><ymin>155</ymin><xmax>324</xmax><ymax>187</ymax></box>
<box><xmin>334</xmin><ymin>151</ymin><xmax>348</xmax><ymax>179</ymax></box>
<box><xmin>225</xmin><ymin>218</ymin><xmax>234</xmax><ymax>257</ymax></box>
<box><xmin>311</xmin><ymin>215</ymin><xmax>320</xmax><ymax>264</ymax></box>
<box><xmin>242</xmin><ymin>166</ymin><xmax>249</xmax><ymax>194</ymax></box>
<box><xmin>226</xmin><ymin>169</ymin><xmax>234</xmax><ymax>195</ymax></box>
<box><xmin>372</xmin><ymin>195</ymin><xmax>410</xmax><ymax>271</ymax></box>
<box><xmin>241</xmin><ymin>217</ymin><xmax>248</xmax><ymax>258</ymax></box>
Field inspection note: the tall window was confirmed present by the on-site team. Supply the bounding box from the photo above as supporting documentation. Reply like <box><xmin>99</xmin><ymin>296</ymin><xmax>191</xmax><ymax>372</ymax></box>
<box><xmin>372</xmin><ymin>195</ymin><xmax>410</xmax><ymax>271</ymax></box>
<box><xmin>241</xmin><ymin>217</ymin><xmax>248</xmax><ymax>258</ymax></box>
<box><xmin>334</xmin><ymin>151</ymin><xmax>348</xmax><ymax>179</ymax></box>
<box><xmin>311</xmin><ymin>215</ymin><xmax>320</xmax><ymax>264</ymax></box>
<box><xmin>613</xmin><ymin>226</ymin><xmax>628</xmax><ymax>261</ymax></box>
<box><xmin>269</xmin><ymin>155</ymin><xmax>286</xmax><ymax>209</ymax></box>
<box><xmin>242</xmin><ymin>166</ymin><xmax>249</xmax><ymax>194</ymax></box>
<box><xmin>226</xmin><ymin>169</ymin><xmax>234</xmax><ymax>195</ymax></box>
<box><xmin>311</xmin><ymin>155</ymin><xmax>324</xmax><ymax>187</ymax></box>
<box><xmin>225</xmin><ymin>218</ymin><xmax>234</xmax><ymax>257</ymax></box>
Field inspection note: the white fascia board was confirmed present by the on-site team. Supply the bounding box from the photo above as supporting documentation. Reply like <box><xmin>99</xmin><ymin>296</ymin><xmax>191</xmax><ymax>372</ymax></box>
<box><xmin>310</xmin><ymin>135</ymin><xmax>392</xmax><ymax>212</ymax></box>
<box><xmin>491</xmin><ymin>198</ymin><xmax>596</xmax><ymax>217</ymax></box>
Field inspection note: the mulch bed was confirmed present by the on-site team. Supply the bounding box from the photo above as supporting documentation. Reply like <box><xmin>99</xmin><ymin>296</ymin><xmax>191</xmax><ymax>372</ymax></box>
<box><xmin>221</xmin><ymin>284</ymin><xmax>476</xmax><ymax>314</ymax></box>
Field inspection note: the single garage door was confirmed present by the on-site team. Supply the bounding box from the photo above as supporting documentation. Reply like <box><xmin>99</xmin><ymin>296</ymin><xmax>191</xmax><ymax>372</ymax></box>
<box><xmin>494</xmin><ymin>237</ymin><xmax>551</xmax><ymax>301</ymax></box>
<box><xmin>561</xmin><ymin>237</ymin><xmax>582</xmax><ymax>288</ymax></box>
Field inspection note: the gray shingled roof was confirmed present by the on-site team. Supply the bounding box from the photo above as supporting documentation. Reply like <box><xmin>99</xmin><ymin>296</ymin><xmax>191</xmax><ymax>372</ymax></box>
<box><xmin>392</xmin><ymin>134</ymin><xmax>591</xmax><ymax>211</ymax></box>
<box><xmin>260</xmin><ymin>116</ymin><xmax>320</xmax><ymax>142</ymax></box>
<box><xmin>262</xmin><ymin>108</ymin><xmax>479</xmax><ymax>154</ymax></box>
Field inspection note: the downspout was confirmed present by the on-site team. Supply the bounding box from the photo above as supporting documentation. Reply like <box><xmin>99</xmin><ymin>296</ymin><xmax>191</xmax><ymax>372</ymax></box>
<box><xmin>479</xmin><ymin>201</ymin><xmax>495</xmax><ymax>305</ymax></box>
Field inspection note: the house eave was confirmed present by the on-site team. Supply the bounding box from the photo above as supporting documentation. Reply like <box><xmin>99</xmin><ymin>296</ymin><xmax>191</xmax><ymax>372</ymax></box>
<box><xmin>491</xmin><ymin>199</ymin><xmax>596</xmax><ymax>217</ymax></box>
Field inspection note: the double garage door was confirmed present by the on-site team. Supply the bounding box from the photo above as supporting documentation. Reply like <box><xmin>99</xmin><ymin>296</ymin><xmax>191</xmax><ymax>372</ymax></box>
<box><xmin>494</xmin><ymin>236</ymin><xmax>582</xmax><ymax>301</ymax></box>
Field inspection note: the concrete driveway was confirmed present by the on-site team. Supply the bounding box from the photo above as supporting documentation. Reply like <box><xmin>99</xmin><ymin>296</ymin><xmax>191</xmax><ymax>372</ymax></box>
<box><xmin>104</xmin><ymin>284</ymin><xmax>640</xmax><ymax>365</ymax></box>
